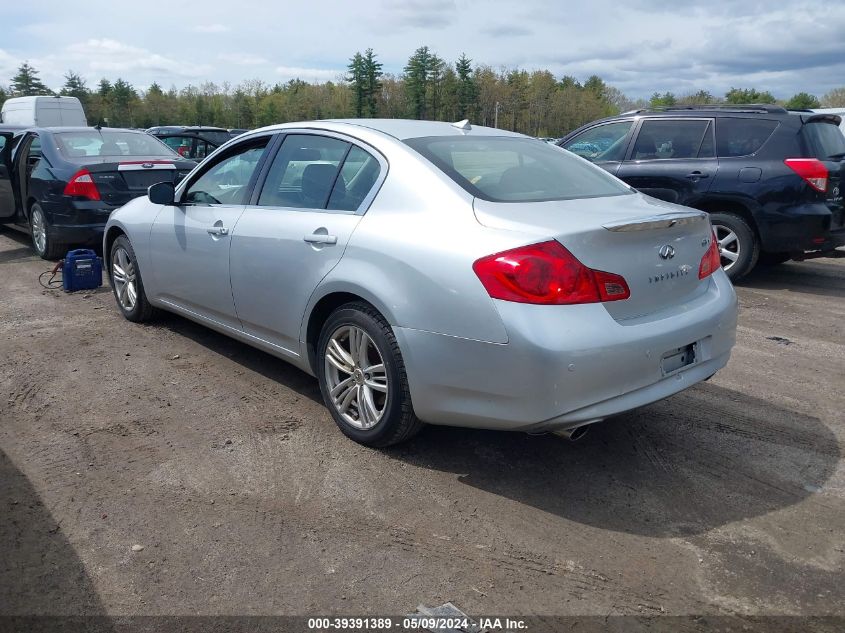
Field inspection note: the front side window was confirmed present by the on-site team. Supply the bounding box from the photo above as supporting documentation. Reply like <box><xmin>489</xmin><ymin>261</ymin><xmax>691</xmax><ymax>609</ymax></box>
<box><xmin>406</xmin><ymin>136</ymin><xmax>632</xmax><ymax>203</ymax></box>
<box><xmin>562</xmin><ymin>121</ymin><xmax>633</xmax><ymax>162</ymax></box>
<box><xmin>184</xmin><ymin>138</ymin><xmax>269</xmax><ymax>205</ymax></box>
<box><xmin>631</xmin><ymin>120</ymin><xmax>711</xmax><ymax>161</ymax></box>
<box><xmin>715</xmin><ymin>118</ymin><xmax>779</xmax><ymax>158</ymax></box>
<box><xmin>258</xmin><ymin>135</ymin><xmax>349</xmax><ymax>208</ymax></box>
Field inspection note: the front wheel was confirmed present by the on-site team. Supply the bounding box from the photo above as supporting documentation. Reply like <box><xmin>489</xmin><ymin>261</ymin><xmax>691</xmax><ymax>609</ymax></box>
<box><xmin>109</xmin><ymin>235</ymin><xmax>156</xmax><ymax>322</ymax></box>
<box><xmin>317</xmin><ymin>302</ymin><xmax>422</xmax><ymax>447</ymax></box>
<box><xmin>708</xmin><ymin>212</ymin><xmax>759</xmax><ymax>282</ymax></box>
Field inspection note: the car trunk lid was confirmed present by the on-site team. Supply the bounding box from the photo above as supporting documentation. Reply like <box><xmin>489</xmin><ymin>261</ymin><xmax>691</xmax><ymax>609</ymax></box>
<box><xmin>68</xmin><ymin>157</ymin><xmax>195</xmax><ymax>206</ymax></box>
<box><xmin>800</xmin><ymin>118</ymin><xmax>845</xmax><ymax>229</ymax></box>
<box><xmin>473</xmin><ymin>192</ymin><xmax>715</xmax><ymax>321</ymax></box>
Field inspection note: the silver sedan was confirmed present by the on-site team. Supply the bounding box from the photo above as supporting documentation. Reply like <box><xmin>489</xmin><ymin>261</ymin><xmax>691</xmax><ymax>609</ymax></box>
<box><xmin>104</xmin><ymin>119</ymin><xmax>738</xmax><ymax>446</ymax></box>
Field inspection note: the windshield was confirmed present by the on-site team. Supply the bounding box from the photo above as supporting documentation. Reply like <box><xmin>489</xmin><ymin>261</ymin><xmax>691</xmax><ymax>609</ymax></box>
<box><xmin>55</xmin><ymin>131</ymin><xmax>178</xmax><ymax>159</ymax></box>
<box><xmin>405</xmin><ymin>136</ymin><xmax>632</xmax><ymax>202</ymax></box>
<box><xmin>802</xmin><ymin>121</ymin><xmax>845</xmax><ymax>159</ymax></box>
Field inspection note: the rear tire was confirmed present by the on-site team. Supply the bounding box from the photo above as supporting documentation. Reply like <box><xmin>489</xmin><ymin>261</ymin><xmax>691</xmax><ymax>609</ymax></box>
<box><xmin>708</xmin><ymin>212</ymin><xmax>759</xmax><ymax>281</ymax></box>
<box><xmin>317</xmin><ymin>302</ymin><xmax>422</xmax><ymax>447</ymax></box>
<box><xmin>29</xmin><ymin>203</ymin><xmax>65</xmax><ymax>260</ymax></box>
<box><xmin>109</xmin><ymin>235</ymin><xmax>156</xmax><ymax>322</ymax></box>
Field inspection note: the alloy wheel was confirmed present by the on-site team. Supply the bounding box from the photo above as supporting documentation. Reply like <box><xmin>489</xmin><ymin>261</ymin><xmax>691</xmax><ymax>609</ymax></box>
<box><xmin>324</xmin><ymin>325</ymin><xmax>388</xmax><ymax>429</ymax></box>
<box><xmin>713</xmin><ymin>223</ymin><xmax>740</xmax><ymax>271</ymax></box>
<box><xmin>112</xmin><ymin>247</ymin><xmax>138</xmax><ymax>311</ymax></box>
<box><xmin>30</xmin><ymin>207</ymin><xmax>46</xmax><ymax>255</ymax></box>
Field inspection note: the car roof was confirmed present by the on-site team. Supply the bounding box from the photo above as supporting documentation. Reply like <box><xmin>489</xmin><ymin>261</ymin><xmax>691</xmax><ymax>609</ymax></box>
<box><xmin>24</xmin><ymin>126</ymin><xmax>147</xmax><ymax>133</ymax></box>
<box><xmin>147</xmin><ymin>126</ymin><xmax>229</xmax><ymax>133</ymax></box>
<box><xmin>246</xmin><ymin>119</ymin><xmax>524</xmax><ymax>141</ymax></box>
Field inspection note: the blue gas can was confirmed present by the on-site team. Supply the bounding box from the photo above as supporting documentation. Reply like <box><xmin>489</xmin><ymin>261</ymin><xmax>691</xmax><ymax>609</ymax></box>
<box><xmin>62</xmin><ymin>249</ymin><xmax>103</xmax><ymax>292</ymax></box>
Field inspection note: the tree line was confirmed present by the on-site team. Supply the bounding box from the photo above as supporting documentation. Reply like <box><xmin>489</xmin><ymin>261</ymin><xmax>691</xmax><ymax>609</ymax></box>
<box><xmin>2</xmin><ymin>50</ymin><xmax>845</xmax><ymax>137</ymax></box>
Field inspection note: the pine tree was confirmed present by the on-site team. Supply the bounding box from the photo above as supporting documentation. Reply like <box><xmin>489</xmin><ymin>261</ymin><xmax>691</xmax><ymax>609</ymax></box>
<box><xmin>347</xmin><ymin>52</ymin><xmax>366</xmax><ymax>118</ymax></box>
<box><xmin>60</xmin><ymin>71</ymin><xmax>89</xmax><ymax>110</ymax></box>
<box><xmin>404</xmin><ymin>46</ymin><xmax>433</xmax><ymax>119</ymax></box>
<box><xmin>362</xmin><ymin>48</ymin><xmax>382</xmax><ymax>118</ymax></box>
<box><xmin>455</xmin><ymin>53</ymin><xmax>477</xmax><ymax>120</ymax></box>
<box><xmin>11</xmin><ymin>62</ymin><xmax>51</xmax><ymax>96</ymax></box>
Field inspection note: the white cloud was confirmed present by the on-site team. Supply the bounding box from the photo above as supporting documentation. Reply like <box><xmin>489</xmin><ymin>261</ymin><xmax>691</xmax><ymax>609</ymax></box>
<box><xmin>64</xmin><ymin>39</ymin><xmax>212</xmax><ymax>78</ymax></box>
<box><xmin>275</xmin><ymin>66</ymin><xmax>345</xmax><ymax>83</ymax></box>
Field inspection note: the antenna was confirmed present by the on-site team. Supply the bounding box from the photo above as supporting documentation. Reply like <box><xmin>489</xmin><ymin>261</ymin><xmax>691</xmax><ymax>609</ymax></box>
<box><xmin>451</xmin><ymin>119</ymin><xmax>471</xmax><ymax>132</ymax></box>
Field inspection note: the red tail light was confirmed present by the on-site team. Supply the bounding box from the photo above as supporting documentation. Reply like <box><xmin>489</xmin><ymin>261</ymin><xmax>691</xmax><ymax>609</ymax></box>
<box><xmin>784</xmin><ymin>158</ymin><xmax>828</xmax><ymax>192</ymax></box>
<box><xmin>699</xmin><ymin>230</ymin><xmax>721</xmax><ymax>279</ymax></box>
<box><xmin>473</xmin><ymin>241</ymin><xmax>630</xmax><ymax>305</ymax></box>
<box><xmin>63</xmin><ymin>169</ymin><xmax>101</xmax><ymax>201</ymax></box>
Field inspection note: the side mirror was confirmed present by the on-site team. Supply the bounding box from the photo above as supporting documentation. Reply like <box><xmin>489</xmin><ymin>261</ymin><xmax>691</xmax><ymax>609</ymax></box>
<box><xmin>148</xmin><ymin>181</ymin><xmax>176</xmax><ymax>205</ymax></box>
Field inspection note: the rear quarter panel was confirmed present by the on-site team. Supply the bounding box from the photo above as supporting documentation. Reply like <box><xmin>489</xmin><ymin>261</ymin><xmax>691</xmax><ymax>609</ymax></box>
<box><xmin>302</xmin><ymin>138</ymin><xmax>528</xmax><ymax>349</ymax></box>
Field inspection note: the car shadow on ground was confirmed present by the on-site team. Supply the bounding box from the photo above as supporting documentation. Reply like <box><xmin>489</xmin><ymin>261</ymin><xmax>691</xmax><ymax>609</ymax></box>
<box><xmin>147</xmin><ymin>313</ymin><xmax>839</xmax><ymax>539</ymax></box>
<box><xmin>0</xmin><ymin>449</ymin><xmax>112</xmax><ymax>629</ymax></box>
<box><xmin>387</xmin><ymin>382</ymin><xmax>840</xmax><ymax>538</ymax></box>
<box><xmin>153</xmin><ymin>312</ymin><xmax>324</xmax><ymax>404</ymax></box>
<box><xmin>739</xmin><ymin>259</ymin><xmax>845</xmax><ymax>298</ymax></box>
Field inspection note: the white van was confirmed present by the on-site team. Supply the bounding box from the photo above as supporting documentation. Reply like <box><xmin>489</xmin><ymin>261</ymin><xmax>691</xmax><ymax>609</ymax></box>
<box><xmin>811</xmin><ymin>108</ymin><xmax>845</xmax><ymax>135</ymax></box>
<box><xmin>0</xmin><ymin>96</ymin><xmax>87</xmax><ymax>127</ymax></box>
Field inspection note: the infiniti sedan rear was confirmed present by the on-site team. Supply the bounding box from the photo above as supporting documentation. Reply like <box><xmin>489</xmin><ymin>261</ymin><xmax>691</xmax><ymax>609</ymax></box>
<box><xmin>103</xmin><ymin>119</ymin><xmax>737</xmax><ymax>447</ymax></box>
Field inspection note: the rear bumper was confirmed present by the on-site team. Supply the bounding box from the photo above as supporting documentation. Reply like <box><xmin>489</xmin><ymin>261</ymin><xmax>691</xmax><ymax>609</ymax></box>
<box><xmin>51</xmin><ymin>222</ymin><xmax>106</xmax><ymax>248</ymax></box>
<box><xmin>42</xmin><ymin>199</ymin><xmax>114</xmax><ymax>248</ymax></box>
<box><xmin>395</xmin><ymin>271</ymin><xmax>738</xmax><ymax>431</ymax></box>
<box><xmin>759</xmin><ymin>202</ymin><xmax>845</xmax><ymax>253</ymax></box>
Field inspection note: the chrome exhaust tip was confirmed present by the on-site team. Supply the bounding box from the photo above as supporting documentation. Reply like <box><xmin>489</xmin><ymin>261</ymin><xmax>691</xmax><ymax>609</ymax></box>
<box><xmin>553</xmin><ymin>425</ymin><xmax>591</xmax><ymax>442</ymax></box>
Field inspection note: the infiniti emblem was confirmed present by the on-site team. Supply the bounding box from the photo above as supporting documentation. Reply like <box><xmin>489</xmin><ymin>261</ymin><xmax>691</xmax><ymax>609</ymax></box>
<box><xmin>658</xmin><ymin>244</ymin><xmax>676</xmax><ymax>260</ymax></box>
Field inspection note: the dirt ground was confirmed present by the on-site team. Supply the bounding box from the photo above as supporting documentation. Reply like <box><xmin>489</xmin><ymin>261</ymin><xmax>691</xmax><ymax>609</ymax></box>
<box><xmin>1</xmin><ymin>226</ymin><xmax>843</xmax><ymax>625</ymax></box>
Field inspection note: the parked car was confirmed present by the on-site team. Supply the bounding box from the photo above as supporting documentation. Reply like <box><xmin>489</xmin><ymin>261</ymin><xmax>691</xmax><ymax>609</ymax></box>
<box><xmin>146</xmin><ymin>126</ymin><xmax>233</xmax><ymax>160</ymax></box>
<box><xmin>0</xmin><ymin>126</ymin><xmax>196</xmax><ymax>258</ymax></box>
<box><xmin>104</xmin><ymin>119</ymin><xmax>737</xmax><ymax>447</ymax></box>
<box><xmin>559</xmin><ymin>105</ymin><xmax>845</xmax><ymax>280</ymax></box>
<box><xmin>1</xmin><ymin>96</ymin><xmax>87</xmax><ymax>127</ymax></box>
<box><xmin>228</xmin><ymin>128</ymin><xmax>249</xmax><ymax>138</ymax></box>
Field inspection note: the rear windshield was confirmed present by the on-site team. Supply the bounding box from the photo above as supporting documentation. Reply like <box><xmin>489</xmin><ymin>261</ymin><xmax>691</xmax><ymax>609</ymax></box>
<box><xmin>715</xmin><ymin>118</ymin><xmax>778</xmax><ymax>157</ymax></box>
<box><xmin>404</xmin><ymin>136</ymin><xmax>632</xmax><ymax>202</ymax></box>
<box><xmin>55</xmin><ymin>131</ymin><xmax>178</xmax><ymax>158</ymax></box>
<box><xmin>802</xmin><ymin>121</ymin><xmax>845</xmax><ymax>159</ymax></box>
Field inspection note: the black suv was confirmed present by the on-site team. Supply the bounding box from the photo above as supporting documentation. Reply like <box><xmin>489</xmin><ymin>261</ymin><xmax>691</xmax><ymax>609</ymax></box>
<box><xmin>559</xmin><ymin>105</ymin><xmax>845</xmax><ymax>280</ymax></box>
<box><xmin>146</xmin><ymin>126</ymin><xmax>233</xmax><ymax>161</ymax></box>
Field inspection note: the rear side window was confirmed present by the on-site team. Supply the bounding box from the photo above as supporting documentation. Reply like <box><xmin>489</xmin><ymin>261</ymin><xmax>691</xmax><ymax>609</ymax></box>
<box><xmin>405</xmin><ymin>136</ymin><xmax>631</xmax><ymax>203</ymax></box>
<box><xmin>715</xmin><ymin>118</ymin><xmax>778</xmax><ymax>157</ymax></box>
<box><xmin>258</xmin><ymin>135</ymin><xmax>349</xmax><ymax>208</ymax></box>
<box><xmin>327</xmin><ymin>146</ymin><xmax>382</xmax><ymax>211</ymax></box>
<box><xmin>802</xmin><ymin>121</ymin><xmax>845</xmax><ymax>159</ymax></box>
<box><xmin>631</xmin><ymin>120</ymin><xmax>711</xmax><ymax>161</ymax></box>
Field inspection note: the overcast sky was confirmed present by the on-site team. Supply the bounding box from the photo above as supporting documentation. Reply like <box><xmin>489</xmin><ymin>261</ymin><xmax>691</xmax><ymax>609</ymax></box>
<box><xmin>2</xmin><ymin>0</ymin><xmax>844</xmax><ymax>99</ymax></box>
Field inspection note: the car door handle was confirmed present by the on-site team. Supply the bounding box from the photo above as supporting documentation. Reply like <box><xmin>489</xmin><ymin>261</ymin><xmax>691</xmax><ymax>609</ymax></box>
<box><xmin>303</xmin><ymin>234</ymin><xmax>337</xmax><ymax>245</ymax></box>
<box><xmin>686</xmin><ymin>171</ymin><xmax>709</xmax><ymax>179</ymax></box>
<box><xmin>207</xmin><ymin>226</ymin><xmax>229</xmax><ymax>236</ymax></box>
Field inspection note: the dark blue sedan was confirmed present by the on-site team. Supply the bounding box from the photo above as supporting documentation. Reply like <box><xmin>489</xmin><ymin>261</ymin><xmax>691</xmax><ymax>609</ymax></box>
<box><xmin>0</xmin><ymin>126</ymin><xmax>196</xmax><ymax>259</ymax></box>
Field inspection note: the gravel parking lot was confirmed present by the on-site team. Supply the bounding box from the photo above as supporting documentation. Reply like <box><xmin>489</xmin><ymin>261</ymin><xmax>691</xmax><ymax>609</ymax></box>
<box><xmin>1</xmin><ymin>227</ymin><xmax>843</xmax><ymax>625</ymax></box>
